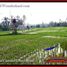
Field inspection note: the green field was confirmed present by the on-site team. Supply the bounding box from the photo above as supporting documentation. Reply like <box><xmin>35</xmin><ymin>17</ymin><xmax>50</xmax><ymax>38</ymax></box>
<box><xmin>0</xmin><ymin>27</ymin><xmax>67</xmax><ymax>65</ymax></box>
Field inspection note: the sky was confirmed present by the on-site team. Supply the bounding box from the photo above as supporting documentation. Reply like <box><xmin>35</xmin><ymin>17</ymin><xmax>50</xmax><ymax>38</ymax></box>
<box><xmin>0</xmin><ymin>2</ymin><xmax>67</xmax><ymax>25</ymax></box>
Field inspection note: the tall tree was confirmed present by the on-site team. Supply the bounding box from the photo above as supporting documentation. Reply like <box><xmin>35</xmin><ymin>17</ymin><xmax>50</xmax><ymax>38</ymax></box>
<box><xmin>1</xmin><ymin>17</ymin><xmax>10</xmax><ymax>31</ymax></box>
<box><xmin>10</xmin><ymin>15</ymin><xmax>26</xmax><ymax>34</ymax></box>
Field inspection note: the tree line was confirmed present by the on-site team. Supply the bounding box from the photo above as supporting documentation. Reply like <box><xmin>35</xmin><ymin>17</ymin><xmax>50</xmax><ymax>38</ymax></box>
<box><xmin>0</xmin><ymin>15</ymin><xmax>26</xmax><ymax>34</ymax></box>
<box><xmin>35</xmin><ymin>20</ymin><xmax>67</xmax><ymax>28</ymax></box>
<box><xmin>0</xmin><ymin>16</ymin><xmax>67</xmax><ymax>34</ymax></box>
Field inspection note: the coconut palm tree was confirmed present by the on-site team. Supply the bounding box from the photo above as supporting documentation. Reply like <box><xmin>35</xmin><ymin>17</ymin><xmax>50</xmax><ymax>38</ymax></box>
<box><xmin>1</xmin><ymin>17</ymin><xmax>10</xmax><ymax>31</ymax></box>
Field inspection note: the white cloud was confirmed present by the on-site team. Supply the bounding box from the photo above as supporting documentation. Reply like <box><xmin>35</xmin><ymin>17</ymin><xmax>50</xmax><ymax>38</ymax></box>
<box><xmin>0</xmin><ymin>2</ymin><xmax>67</xmax><ymax>24</ymax></box>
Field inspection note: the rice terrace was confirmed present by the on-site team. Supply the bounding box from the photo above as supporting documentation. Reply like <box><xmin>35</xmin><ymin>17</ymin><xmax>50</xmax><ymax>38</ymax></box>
<box><xmin>0</xmin><ymin>27</ymin><xmax>67</xmax><ymax>65</ymax></box>
<box><xmin>1</xmin><ymin>2</ymin><xmax>67</xmax><ymax>65</ymax></box>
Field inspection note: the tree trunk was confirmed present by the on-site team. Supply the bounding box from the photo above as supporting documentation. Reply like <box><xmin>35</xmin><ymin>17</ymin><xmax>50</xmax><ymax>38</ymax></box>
<box><xmin>12</xmin><ymin>24</ymin><xmax>17</xmax><ymax>34</ymax></box>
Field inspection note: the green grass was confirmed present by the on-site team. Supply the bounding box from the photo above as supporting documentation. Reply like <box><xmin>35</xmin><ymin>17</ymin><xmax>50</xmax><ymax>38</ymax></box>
<box><xmin>0</xmin><ymin>27</ymin><xmax>67</xmax><ymax>65</ymax></box>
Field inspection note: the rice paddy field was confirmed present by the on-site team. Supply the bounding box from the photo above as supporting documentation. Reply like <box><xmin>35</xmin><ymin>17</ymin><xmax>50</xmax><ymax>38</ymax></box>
<box><xmin>0</xmin><ymin>27</ymin><xmax>67</xmax><ymax>65</ymax></box>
